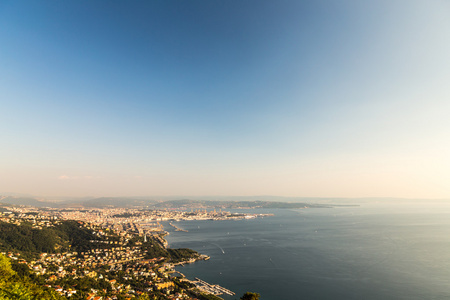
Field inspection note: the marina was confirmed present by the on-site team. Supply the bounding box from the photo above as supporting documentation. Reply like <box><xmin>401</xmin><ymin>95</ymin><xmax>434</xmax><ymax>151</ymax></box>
<box><xmin>194</xmin><ymin>277</ymin><xmax>235</xmax><ymax>296</ymax></box>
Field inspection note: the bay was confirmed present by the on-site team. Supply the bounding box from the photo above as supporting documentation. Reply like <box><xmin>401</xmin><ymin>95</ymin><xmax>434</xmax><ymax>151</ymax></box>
<box><xmin>164</xmin><ymin>202</ymin><xmax>450</xmax><ymax>299</ymax></box>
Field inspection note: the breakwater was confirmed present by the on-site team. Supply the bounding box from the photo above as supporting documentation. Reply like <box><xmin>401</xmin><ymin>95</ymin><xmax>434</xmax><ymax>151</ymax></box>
<box><xmin>194</xmin><ymin>277</ymin><xmax>235</xmax><ymax>296</ymax></box>
<box><xmin>169</xmin><ymin>222</ymin><xmax>188</xmax><ymax>232</ymax></box>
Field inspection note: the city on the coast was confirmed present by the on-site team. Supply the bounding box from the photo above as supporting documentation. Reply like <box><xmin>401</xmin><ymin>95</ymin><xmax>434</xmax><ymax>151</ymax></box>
<box><xmin>0</xmin><ymin>203</ymin><xmax>270</xmax><ymax>300</ymax></box>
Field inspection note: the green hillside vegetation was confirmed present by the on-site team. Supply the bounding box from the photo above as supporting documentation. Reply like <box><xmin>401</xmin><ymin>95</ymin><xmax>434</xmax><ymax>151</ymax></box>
<box><xmin>0</xmin><ymin>221</ymin><xmax>202</xmax><ymax>298</ymax></box>
<box><xmin>0</xmin><ymin>219</ymin><xmax>200</xmax><ymax>263</ymax></box>
<box><xmin>140</xmin><ymin>237</ymin><xmax>200</xmax><ymax>263</ymax></box>
<box><xmin>0</xmin><ymin>220</ymin><xmax>108</xmax><ymax>259</ymax></box>
<box><xmin>0</xmin><ymin>253</ymin><xmax>63</xmax><ymax>299</ymax></box>
<box><xmin>0</xmin><ymin>222</ymin><xmax>65</xmax><ymax>258</ymax></box>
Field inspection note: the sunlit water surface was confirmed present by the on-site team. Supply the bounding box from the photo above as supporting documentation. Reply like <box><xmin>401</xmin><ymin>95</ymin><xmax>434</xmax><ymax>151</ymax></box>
<box><xmin>164</xmin><ymin>202</ymin><xmax>450</xmax><ymax>300</ymax></box>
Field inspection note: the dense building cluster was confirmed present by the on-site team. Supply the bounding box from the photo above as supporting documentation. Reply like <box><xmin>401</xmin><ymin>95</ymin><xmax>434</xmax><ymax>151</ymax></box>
<box><xmin>0</xmin><ymin>206</ymin><xmax>229</xmax><ymax>300</ymax></box>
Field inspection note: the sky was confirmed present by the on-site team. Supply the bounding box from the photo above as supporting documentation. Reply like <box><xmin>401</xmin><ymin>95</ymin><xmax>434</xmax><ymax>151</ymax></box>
<box><xmin>1</xmin><ymin>0</ymin><xmax>450</xmax><ymax>198</ymax></box>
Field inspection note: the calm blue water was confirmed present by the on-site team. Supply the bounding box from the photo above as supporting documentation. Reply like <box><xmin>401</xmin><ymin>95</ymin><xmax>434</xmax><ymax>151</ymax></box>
<box><xmin>164</xmin><ymin>202</ymin><xmax>450</xmax><ymax>300</ymax></box>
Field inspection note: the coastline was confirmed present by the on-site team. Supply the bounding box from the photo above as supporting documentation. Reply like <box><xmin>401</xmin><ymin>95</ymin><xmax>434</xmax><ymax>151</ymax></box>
<box><xmin>162</xmin><ymin>224</ymin><xmax>235</xmax><ymax>299</ymax></box>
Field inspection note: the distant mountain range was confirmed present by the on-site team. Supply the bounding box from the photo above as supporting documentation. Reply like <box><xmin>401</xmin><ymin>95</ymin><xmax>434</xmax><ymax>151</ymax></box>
<box><xmin>0</xmin><ymin>196</ymin><xmax>157</xmax><ymax>208</ymax></box>
<box><xmin>150</xmin><ymin>199</ymin><xmax>329</xmax><ymax>209</ymax></box>
<box><xmin>0</xmin><ymin>195</ymin><xmax>330</xmax><ymax>209</ymax></box>
<box><xmin>2</xmin><ymin>194</ymin><xmax>445</xmax><ymax>210</ymax></box>
<box><xmin>0</xmin><ymin>196</ymin><xmax>50</xmax><ymax>207</ymax></box>
<box><xmin>82</xmin><ymin>197</ymin><xmax>157</xmax><ymax>208</ymax></box>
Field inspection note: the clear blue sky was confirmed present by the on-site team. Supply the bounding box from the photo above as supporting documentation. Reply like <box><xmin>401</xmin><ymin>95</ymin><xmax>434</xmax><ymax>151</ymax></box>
<box><xmin>1</xmin><ymin>1</ymin><xmax>449</xmax><ymax>198</ymax></box>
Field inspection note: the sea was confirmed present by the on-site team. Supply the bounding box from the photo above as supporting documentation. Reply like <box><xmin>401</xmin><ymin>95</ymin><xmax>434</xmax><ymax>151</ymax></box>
<box><xmin>164</xmin><ymin>201</ymin><xmax>450</xmax><ymax>300</ymax></box>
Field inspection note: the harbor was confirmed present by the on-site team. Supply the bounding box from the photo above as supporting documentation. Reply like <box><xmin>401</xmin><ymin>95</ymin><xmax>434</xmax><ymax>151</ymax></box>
<box><xmin>194</xmin><ymin>277</ymin><xmax>235</xmax><ymax>296</ymax></box>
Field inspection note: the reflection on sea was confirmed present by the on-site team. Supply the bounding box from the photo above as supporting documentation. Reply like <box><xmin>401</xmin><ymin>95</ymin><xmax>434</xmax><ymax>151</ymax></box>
<box><xmin>165</xmin><ymin>202</ymin><xmax>450</xmax><ymax>300</ymax></box>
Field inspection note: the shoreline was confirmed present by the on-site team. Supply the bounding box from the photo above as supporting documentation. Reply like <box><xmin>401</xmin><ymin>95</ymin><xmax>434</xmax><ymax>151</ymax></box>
<box><xmin>163</xmin><ymin>225</ymin><xmax>235</xmax><ymax>299</ymax></box>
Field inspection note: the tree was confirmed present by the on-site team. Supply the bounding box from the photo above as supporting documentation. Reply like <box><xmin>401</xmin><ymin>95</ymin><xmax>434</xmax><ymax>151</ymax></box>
<box><xmin>0</xmin><ymin>253</ymin><xmax>16</xmax><ymax>279</ymax></box>
<box><xmin>240</xmin><ymin>292</ymin><xmax>260</xmax><ymax>300</ymax></box>
<box><xmin>0</xmin><ymin>254</ymin><xmax>63</xmax><ymax>300</ymax></box>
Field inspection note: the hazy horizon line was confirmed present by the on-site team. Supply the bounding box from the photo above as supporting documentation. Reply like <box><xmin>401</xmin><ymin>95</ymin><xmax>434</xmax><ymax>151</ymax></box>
<box><xmin>1</xmin><ymin>193</ymin><xmax>449</xmax><ymax>202</ymax></box>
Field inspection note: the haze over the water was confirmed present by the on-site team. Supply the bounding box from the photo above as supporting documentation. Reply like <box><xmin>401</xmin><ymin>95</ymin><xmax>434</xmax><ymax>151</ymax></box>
<box><xmin>1</xmin><ymin>1</ymin><xmax>449</xmax><ymax>198</ymax></box>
